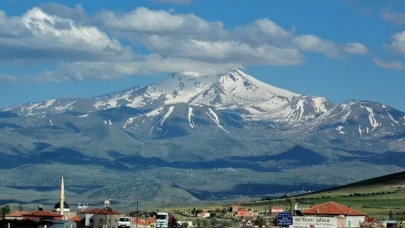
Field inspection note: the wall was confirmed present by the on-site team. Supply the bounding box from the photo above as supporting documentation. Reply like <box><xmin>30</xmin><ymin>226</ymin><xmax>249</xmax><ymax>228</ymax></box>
<box><xmin>289</xmin><ymin>216</ymin><xmax>338</xmax><ymax>228</ymax></box>
<box><xmin>345</xmin><ymin>216</ymin><xmax>366</xmax><ymax>228</ymax></box>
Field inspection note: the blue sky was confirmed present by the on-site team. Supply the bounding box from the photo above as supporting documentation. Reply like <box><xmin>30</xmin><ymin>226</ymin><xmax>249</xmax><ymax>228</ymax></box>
<box><xmin>1</xmin><ymin>0</ymin><xmax>405</xmax><ymax>111</ymax></box>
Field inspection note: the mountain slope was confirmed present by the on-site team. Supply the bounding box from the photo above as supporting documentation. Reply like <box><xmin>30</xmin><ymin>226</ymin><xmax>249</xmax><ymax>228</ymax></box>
<box><xmin>0</xmin><ymin>68</ymin><xmax>405</xmax><ymax>206</ymax></box>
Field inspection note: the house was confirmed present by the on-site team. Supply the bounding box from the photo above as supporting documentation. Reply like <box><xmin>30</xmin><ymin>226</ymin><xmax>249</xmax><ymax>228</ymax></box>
<box><xmin>235</xmin><ymin>208</ymin><xmax>251</xmax><ymax>217</ymax></box>
<box><xmin>229</xmin><ymin>205</ymin><xmax>242</xmax><ymax>213</ymax></box>
<box><xmin>23</xmin><ymin>210</ymin><xmax>63</xmax><ymax>221</ymax></box>
<box><xmin>4</xmin><ymin>211</ymin><xmax>26</xmax><ymax>220</ymax></box>
<box><xmin>271</xmin><ymin>207</ymin><xmax>284</xmax><ymax>213</ymax></box>
<box><xmin>79</xmin><ymin>207</ymin><xmax>123</xmax><ymax>228</ymax></box>
<box><xmin>300</xmin><ymin>201</ymin><xmax>366</xmax><ymax>228</ymax></box>
<box><xmin>132</xmin><ymin>217</ymin><xmax>157</xmax><ymax>228</ymax></box>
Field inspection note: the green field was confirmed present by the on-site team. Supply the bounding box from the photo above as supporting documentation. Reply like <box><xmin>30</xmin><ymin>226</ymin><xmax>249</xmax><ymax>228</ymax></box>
<box><xmin>240</xmin><ymin>171</ymin><xmax>405</xmax><ymax>221</ymax></box>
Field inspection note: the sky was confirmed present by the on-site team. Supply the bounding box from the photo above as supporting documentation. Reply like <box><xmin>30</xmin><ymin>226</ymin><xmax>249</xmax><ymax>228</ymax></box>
<box><xmin>1</xmin><ymin>0</ymin><xmax>405</xmax><ymax>111</ymax></box>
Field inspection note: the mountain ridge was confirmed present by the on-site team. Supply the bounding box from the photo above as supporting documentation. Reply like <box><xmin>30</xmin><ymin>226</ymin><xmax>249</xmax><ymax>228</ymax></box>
<box><xmin>0</xmin><ymin>68</ymin><xmax>405</xmax><ymax>207</ymax></box>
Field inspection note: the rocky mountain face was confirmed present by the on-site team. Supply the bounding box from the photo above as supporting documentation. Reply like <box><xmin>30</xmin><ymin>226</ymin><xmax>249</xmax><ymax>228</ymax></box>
<box><xmin>1</xmin><ymin>68</ymin><xmax>405</xmax><ymax>208</ymax></box>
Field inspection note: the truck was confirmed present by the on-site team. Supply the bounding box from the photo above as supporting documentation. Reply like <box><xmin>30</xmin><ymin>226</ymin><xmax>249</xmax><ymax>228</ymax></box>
<box><xmin>117</xmin><ymin>216</ymin><xmax>131</xmax><ymax>228</ymax></box>
<box><xmin>156</xmin><ymin>212</ymin><xmax>176</xmax><ymax>228</ymax></box>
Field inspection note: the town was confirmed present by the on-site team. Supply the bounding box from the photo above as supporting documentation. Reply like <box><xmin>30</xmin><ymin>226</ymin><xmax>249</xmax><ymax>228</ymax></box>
<box><xmin>0</xmin><ymin>177</ymin><xmax>403</xmax><ymax>228</ymax></box>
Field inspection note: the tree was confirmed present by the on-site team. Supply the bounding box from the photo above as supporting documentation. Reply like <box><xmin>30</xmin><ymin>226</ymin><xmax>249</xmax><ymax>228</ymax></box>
<box><xmin>286</xmin><ymin>197</ymin><xmax>296</xmax><ymax>214</ymax></box>
<box><xmin>171</xmin><ymin>216</ymin><xmax>178</xmax><ymax>227</ymax></box>
<box><xmin>18</xmin><ymin>205</ymin><xmax>23</xmax><ymax>211</ymax></box>
<box><xmin>255</xmin><ymin>216</ymin><xmax>266</xmax><ymax>228</ymax></box>
<box><xmin>180</xmin><ymin>223</ymin><xmax>189</xmax><ymax>228</ymax></box>
<box><xmin>389</xmin><ymin>210</ymin><xmax>393</xmax><ymax>219</ymax></box>
<box><xmin>1</xmin><ymin>205</ymin><xmax>10</xmax><ymax>219</ymax></box>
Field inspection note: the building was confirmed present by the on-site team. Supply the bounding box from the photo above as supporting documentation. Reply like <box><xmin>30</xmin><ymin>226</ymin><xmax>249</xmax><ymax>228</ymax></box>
<box><xmin>298</xmin><ymin>201</ymin><xmax>366</xmax><ymax>228</ymax></box>
<box><xmin>235</xmin><ymin>208</ymin><xmax>251</xmax><ymax>217</ymax></box>
<box><xmin>54</xmin><ymin>201</ymin><xmax>78</xmax><ymax>220</ymax></box>
<box><xmin>23</xmin><ymin>210</ymin><xmax>63</xmax><ymax>221</ymax></box>
<box><xmin>229</xmin><ymin>205</ymin><xmax>242</xmax><ymax>213</ymax></box>
<box><xmin>132</xmin><ymin>217</ymin><xmax>157</xmax><ymax>228</ymax></box>
<box><xmin>79</xmin><ymin>207</ymin><xmax>123</xmax><ymax>228</ymax></box>
<box><xmin>4</xmin><ymin>211</ymin><xmax>25</xmax><ymax>220</ymax></box>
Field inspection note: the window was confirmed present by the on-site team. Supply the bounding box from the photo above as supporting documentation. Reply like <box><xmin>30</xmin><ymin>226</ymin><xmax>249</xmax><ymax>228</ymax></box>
<box><xmin>100</xmin><ymin>219</ymin><xmax>103</xmax><ymax>222</ymax></box>
<box><xmin>348</xmin><ymin>220</ymin><xmax>351</xmax><ymax>227</ymax></box>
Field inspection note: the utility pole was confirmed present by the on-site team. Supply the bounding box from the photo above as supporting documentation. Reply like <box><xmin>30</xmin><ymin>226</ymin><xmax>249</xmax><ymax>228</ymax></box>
<box><xmin>136</xmin><ymin>201</ymin><xmax>138</xmax><ymax>228</ymax></box>
<box><xmin>268</xmin><ymin>199</ymin><xmax>273</xmax><ymax>228</ymax></box>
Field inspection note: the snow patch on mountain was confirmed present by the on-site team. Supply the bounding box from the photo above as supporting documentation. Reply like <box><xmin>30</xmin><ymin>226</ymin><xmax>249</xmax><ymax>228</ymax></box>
<box><xmin>53</xmin><ymin>101</ymin><xmax>76</xmax><ymax>112</ymax></box>
<box><xmin>145</xmin><ymin>107</ymin><xmax>163</xmax><ymax>117</ymax></box>
<box><xmin>188</xmin><ymin>107</ymin><xmax>195</xmax><ymax>129</ymax></box>
<box><xmin>124</xmin><ymin>117</ymin><xmax>137</xmax><ymax>129</ymax></box>
<box><xmin>206</xmin><ymin>108</ymin><xmax>229</xmax><ymax>133</ymax></box>
<box><xmin>160</xmin><ymin>106</ymin><xmax>174</xmax><ymax>126</ymax></box>
<box><xmin>312</xmin><ymin>97</ymin><xmax>329</xmax><ymax>113</ymax></box>
<box><xmin>365</xmin><ymin>106</ymin><xmax>379</xmax><ymax>130</ymax></box>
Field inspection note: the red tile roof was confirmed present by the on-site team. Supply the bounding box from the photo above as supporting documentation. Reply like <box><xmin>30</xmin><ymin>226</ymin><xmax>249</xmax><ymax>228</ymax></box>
<box><xmin>6</xmin><ymin>211</ymin><xmax>26</xmax><ymax>217</ymax></box>
<box><xmin>132</xmin><ymin>217</ymin><xmax>156</xmax><ymax>225</ymax></box>
<box><xmin>302</xmin><ymin>201</ymin><xmax>365</xmax><ymax>216</ymax></box>
<box><xmin>83</xmin><ymin>208</ymin><xmax>121</xmax><ymax>215</ymax></box>
<box><xmin>146</xmin><ymin>217</ymin><xmax>156</xmax><ymax>223</ymax></box>
<box><xmin>23</xmin><ymin>210</ymin><xmax>62</xmax><ymax>217</ymax></box>
<box><xmin>69</xmin><ymin>215</ymin><xmax>81</xmax><ymax>222</ymax></box>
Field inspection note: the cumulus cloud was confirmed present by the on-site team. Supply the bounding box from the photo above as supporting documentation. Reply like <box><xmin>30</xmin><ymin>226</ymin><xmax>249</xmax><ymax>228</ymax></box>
<box><xmin>0</xmin><ymin>4</ymin><xmax>369</xmax><ymax>83</ymax></box>
<box><xmin>0</xmin><ymin>8</ymin><xmax>132</xmax><ymax>63</ymax></box>
<box><xmin>374</xmin><ymin>59</ymin><xmax>405</xmax><ymax>71</ymax></box>
<box><xmin>387</xmin><ymin>31</ymin><xmax>405</xmax><ymax>56</ymax></box>
<box><xmin>34</xmin><ymin>56</ymin><xmax>242</xmax><ymax>82</ymax></box>
<box><xmin>293</xmin><ymin>35</ymin><xmax>369</xmax><ymax>58</ymax></box>
<box><xmin>382</xmin><ymin>8</ymin><xmax>405</xmax><ymax>26</ymax></box>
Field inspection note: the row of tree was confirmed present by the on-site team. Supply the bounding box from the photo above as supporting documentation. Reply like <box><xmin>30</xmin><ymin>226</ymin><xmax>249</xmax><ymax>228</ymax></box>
<box><xmin>0</xmin><ymin>205</ymin><xmax>24</xmax><ymax>219</ymax></box>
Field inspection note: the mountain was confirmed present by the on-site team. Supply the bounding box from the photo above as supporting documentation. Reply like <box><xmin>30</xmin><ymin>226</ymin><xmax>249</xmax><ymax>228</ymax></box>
<box><xmin>0</xmin><ymin>68</ymin><xmax>404</xmax><ymax>209</ymax></box>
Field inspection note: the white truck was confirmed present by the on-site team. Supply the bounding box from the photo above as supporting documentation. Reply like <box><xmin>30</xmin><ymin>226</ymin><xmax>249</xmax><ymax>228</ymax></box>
<box><xmin>118</xmin><ymin>216</ymin><xmax>131</xmax><ymax>228</ymax></box>
<box><xmin>156</xmin><ymin>212</ymin><xmax>171</xmax><ymax>228</ymax></box>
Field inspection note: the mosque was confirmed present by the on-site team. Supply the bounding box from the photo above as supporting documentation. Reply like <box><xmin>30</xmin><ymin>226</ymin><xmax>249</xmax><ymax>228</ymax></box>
<box><xmin>53</xmin><ymin>176</ymin><xmax>77</xmax><ymax>220</ymax></box>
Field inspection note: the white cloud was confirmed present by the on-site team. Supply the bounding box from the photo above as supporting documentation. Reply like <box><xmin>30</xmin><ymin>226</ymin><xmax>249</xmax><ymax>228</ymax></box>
<box><xmin>293</xmin><ymin>35</ymin><xmax>339</xmax><ymax>57</ymax></box>
<box><xmin>342</xmin><ymin>43</ymin><xmax>369</xmax><ymax>55</ymax></box>
<box><xmin>150</xmin><ymin>0</ymin><xmax>193</xmax><ymax>5</ymax></box>
<box><xmin>382</xmin><ymin>8</ymin><xmax>405</xmax><ymax>26</ymax></box>
<box><xmin>0</xmin><ymin>4</ymin><xmax>369</xmax><ymax>83</ymax></box>
<box><xmin>0</xmin><ymin>8</ymin><xmax>132</xmax><ymax>63</ymax></box>
<box><xmin>293</xmin><ymin>35</ymin><xmax>369</xmax><ymax>58</ymax></box>
<box><xmin>374</xmin><ymin>58</ymin><xmax>405</xmax><ymax>71</ymax></box>
<box><xmin>137</xmin><ymin>35</ymin><xmax>303</xmax><ymax>65</ymax></box>
<box><xmin>91</xmin><ymin>7</ymin><xmax>303</xmax><ymax>66</ymax></box>
<box><xmin>0</xmin><ymin>74</ymin><xmax>18</xmax><ymax>84</ymax></box>
<box><xmin>388</xmin><ymin>31</ymin><xmax>405</xmax><ymax>56</ymax></box>
<box><xmin>35</xmin><ymin>56</ymin><xmax>242</xmax><ymax>82</ymax></box>
<box><xmin>94</xmin><ymin>7</ymin><xmax>224</xmax><ymax>37</ymax></box>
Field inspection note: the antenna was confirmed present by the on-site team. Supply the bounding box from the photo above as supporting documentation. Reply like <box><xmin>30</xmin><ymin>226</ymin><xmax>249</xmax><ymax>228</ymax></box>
<box><xmin>78</xmin><ymin>202</ymin><xmax>88</xmax><ymax>212</ymax></box>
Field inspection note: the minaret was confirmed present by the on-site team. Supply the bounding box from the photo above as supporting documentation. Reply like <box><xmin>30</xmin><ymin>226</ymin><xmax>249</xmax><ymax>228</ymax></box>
<box><xmin>60</xmin><ymin>176</ymin><xmax>65</xmax><ymax>216</ymax></box>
